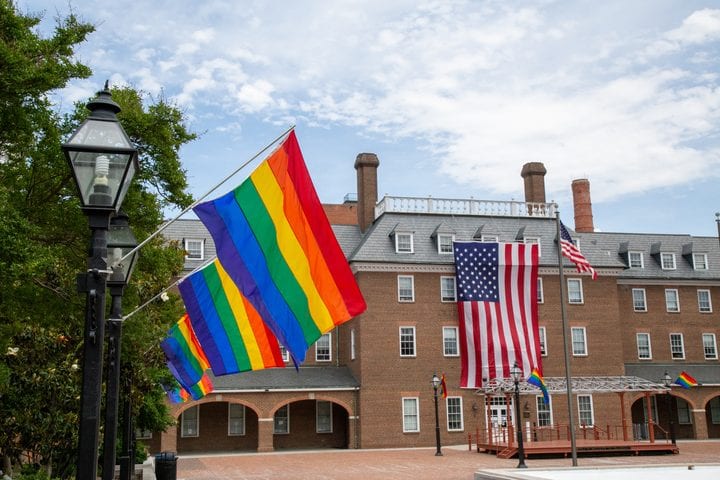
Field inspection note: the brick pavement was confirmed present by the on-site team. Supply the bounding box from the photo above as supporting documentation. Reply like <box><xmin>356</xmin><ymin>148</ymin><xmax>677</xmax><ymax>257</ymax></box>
<box><xmin>175</xmin><ymin>440</ymin><xmax>720</xmax><ymax>480</ymax></box>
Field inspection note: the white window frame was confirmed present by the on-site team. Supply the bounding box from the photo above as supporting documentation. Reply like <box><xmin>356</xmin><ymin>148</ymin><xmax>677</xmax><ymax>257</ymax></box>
<box><xmin>665</xmin><ymin>289</ymin><xmax>680</xmax><ymax>313</ymax></box>
<box><xmin>398</xmin><ymin>275</ymin><xmax>415</xmax><ymax>302</ymax></box>
<box><xmin>660</xmin><ymin>252</ymin><xmax>676</xmax><ymax>270</ymax></box>
<box><xmin>316</xmin><ymin>400</ymin><xmax>333</xmax><ymax>433</ymax></box>
<box><xmin>399</xmin><ymin>326</ymin><xmax>416</xmax><ymax>357</ymax></box>
<box><xmin>523</xmin><ymin>236</ymin><xmax>541</xmax><ymax>256</ymax></box>
<box><xmin>395</xmin><ymin>232</ymin><xmax>414</xmax><ymax>253</ymax></box>
<box><xmin>677</xmin><ymin>398</ymin><xmax>692</xmax><ymax>424</ymax></box>
<box><xmin>402</xmin><ymin>397</ymin><xmax>420</xmax><ymax>433</ymax></box>
<box><xmin>693</xmin><ymin>253</ymin><xmax>708</xmax><ymax>270</ymax></box>
<box><xmin>443</xmin><ymin>326</ymin><xmax>459</xmax><ymax>357</ymax></box>
<box><xmin>228</xmin><ymin>403</ymin><xmax>246</xmax><ymax>436</ymax></box>
<box><xmin>437</xmin><ymin>233</ymin><xmax>454</xmax><ymax>254</ymax></box>
<box><xmin>670</xmin><ymin>333</ymin><xmax>685</xmax><ymax>360</ymax></box>
<box><xmin>181</xmin><ymin>405</ymin><xmax>199</xmax><ymax>438</ymax></box>
<box><xmin>440</xmin><ymin>276</ymin><xmax>457</xmax><ymax>302</ymax></box>
<box><xmin>135</xmin><ymin>428</ymin><xmax>152</xmax><ymax>440</ymax></box>
<box><xmin>703</xmin><ymin>333</ymin><xmax>718</xmax><ymax>360</ymax></box>
<box><xmin>537</xmin><ymin>277</ymin><xmax>544</xmax><ymax>304</ymax></box>
<box><xmin>481</xmin><ymin>235</ymin><xmax>499</xmax><ymax>242</ymax></box>
<box><xmin>315</xmin><ymin>333</ymin><xmax>331</xmax><ymax>362</ymax></box>
<box><xmin>567</xmin><ymin>278</ymin><xmax>584</xmax><ymax>304</ymax></box>
<box><xmin>184</xmin><ymin>238</ymin><xmax>204</xmax><ymax>260</ymax></box>
<box><xmin>538</xmin><ymin>326</ymin><xmax>547</xmax><ymax>356</ymax></box>
<box><xmin>446</xmin><ymin>397</ymin><xmax>464</xmax><ymax>431</ymax></box>
<box><xmin>698</xmin><ymin>289</ymin><xmax>713</xmax><ymax>313</ymax></box>
<box><xmin>350</xmin><ymin>328</ymin><xmax>356</xmax><ymax>361</ymax></box>
<box><xmin>577</xmin><ymin>394</ymin><xmax>594</xmax><ymax>427</ymax></box>
<box><xmin>636</xmin><ymin>333</ymin><xmax>652</xmax><ymax>360</ymax></box>
<box><xmin>536</xmin><ymin>395</ymin><xmax>553</xmax><ymax>427</ymax></box>
<box><xmin>274</xmin><ymin>405</ymin><xmax>290</xmax><ymax>434</ymax></box>
<box><xmin>632</xmin><ymin>288</ymin><xmax>647</xmax><ymax>312</ymax></box>
<box><xmin>628</xmin><ymin>251</ymin><xmax>644</xmax><ymax>268</ymax></box>
<box><xmin>571</xmin><ymin>327</ymin><xmax>587</xmax><ymax>356</ymax></box>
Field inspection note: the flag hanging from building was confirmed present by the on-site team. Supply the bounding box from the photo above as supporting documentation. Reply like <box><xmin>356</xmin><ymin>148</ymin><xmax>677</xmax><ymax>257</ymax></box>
<box><xmin>193</xmin><ymin>130</ymin><xmax>366</xmax><ymax>364</ymax></box>
<box><xmin>675</xmin><ymin>371</ymin><xmax>699</xmax><ymax>389</ymax></box>
<box><xmin>163</xmin><ymin>382</ymin><xmax>191</xmax><ymax>404</ymax></box>
<box><xmin>440</xmin><ymin>373</ymin><xmax>448</xmax><ymax>399</ymax></box>
<box><xmin>179</xmin><ymin>259</ymin><xmax>286</xmax><ymax>376</ymax></box>
<box><xmin>454</xmin><ymin>242</ymin><xmax>541</xmax><ymax>388</ymax></box>
<box><xmin>160</xmin><ymin>313</ymin><xmax>210</xmax><ymax>392</ymax></box>
<box><xmin>185</xmin><ymin>372</ymin><xmax>213</xmax><ymax>400</ymax></box>
<box><xmin>559</xmin><ymin>221</ymin><xmax>597</xmax><ymax>280</ymax></box>
<box><xmin>527</xmin><ymin>368</ymin><xmax>550</xmax><ymax>404</ymax></box>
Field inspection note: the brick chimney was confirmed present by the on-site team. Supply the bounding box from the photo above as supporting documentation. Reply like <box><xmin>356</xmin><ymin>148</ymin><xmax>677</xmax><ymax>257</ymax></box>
<box><xmin>354</xmin><ymin>153</ymin><xmax>379</xmax><ymax>232</ymax></box>
<box><xmin>572</xmin><ymin>178</ymin><xmax>594</xmax><ymax>233</ymax></box>
<box><xmin>520</xmin><ymin>162</ymin><xmax>547</xmax><ymax>203</ymax></box>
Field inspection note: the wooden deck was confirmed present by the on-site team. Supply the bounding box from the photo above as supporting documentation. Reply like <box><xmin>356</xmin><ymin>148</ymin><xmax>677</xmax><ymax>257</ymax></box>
<box><xmin>477</xmin><ymin>438</ymin><xmax>679</xmax><ymax>458</ymax></box>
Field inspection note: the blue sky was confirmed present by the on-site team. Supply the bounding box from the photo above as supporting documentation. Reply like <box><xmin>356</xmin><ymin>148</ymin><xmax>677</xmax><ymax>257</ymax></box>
<box><xmin>23</xmin><ymin>0</ymin><xmax>720</xmax><ymax>236</ymax></box>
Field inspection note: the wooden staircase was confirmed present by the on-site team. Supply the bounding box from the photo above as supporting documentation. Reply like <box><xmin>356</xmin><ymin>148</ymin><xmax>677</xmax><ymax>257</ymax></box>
<box><xmin>497</xmin><ymin>447</ymin><xmax>517</xmax><ymax>459</ymax></box>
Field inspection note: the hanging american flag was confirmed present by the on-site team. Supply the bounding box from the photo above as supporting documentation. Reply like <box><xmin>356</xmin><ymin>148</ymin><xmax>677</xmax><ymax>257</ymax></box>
<box><xmin>559</xmin><ymin>221</ymin><xmax>597</xmax><ymax>280</ymax></box>
<box><xmin>454</xmin><ymin>242</ymin><xmax>541</xmax><ymax>388</ymax></box>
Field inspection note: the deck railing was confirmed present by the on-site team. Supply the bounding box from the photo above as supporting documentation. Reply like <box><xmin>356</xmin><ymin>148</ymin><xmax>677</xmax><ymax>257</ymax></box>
<box><xmin>375</xmin><ymin>195</ymin><xmax>556</xmax><ymax>218</ymax></box>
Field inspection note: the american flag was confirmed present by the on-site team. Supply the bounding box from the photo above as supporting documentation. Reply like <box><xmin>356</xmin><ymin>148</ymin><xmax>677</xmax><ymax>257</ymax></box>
<box><xmin>559</xmin><ymin>221</ymin><xmax>597</xmax><ymax>280</ymax></box>
<box><xmin>453</xmin><ymin>242</ymin><xmax>541</xmax><ymax>388</ymax></box>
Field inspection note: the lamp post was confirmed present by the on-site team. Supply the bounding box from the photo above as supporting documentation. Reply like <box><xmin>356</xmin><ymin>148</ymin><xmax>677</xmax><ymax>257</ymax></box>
<box><xmin>102</xmin><ymin>212</ymin><xmax>138</xmax><ymax>480</ymax></box>
<box><xmin>431</xmin><ymin>374</ymin><xmax>443</xmax><ymax>456</ymax></box>
<box><xmin>62</xmin><ymin>82</ymin><xmax>138</xmax><ymax>480</ymax></box>
<box><xmin>662</xmin><ymin>371</ymin><xmax>677</xmax><ymax>445</ymax></box>
<box><xmin>510</xmin><ymin>363</ymin><xmax>527</xmax><ymax>468</ymax></box>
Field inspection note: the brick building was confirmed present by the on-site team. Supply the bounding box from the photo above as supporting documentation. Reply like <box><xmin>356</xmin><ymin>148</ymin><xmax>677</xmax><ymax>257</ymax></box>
<box><xmin>147</xmin><ymin>154</ymin><xmax>720</xmax><ymax>454</ymax></box>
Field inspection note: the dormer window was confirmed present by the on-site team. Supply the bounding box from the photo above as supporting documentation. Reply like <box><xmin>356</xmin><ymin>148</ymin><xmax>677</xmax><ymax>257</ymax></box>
<box><xmin>660</xmin><ymin>252</ymin><xmax>676</xmax><ymax>270</ymax></box>
<box><xmin>437</xmin><ymin>233</ymin><xmax>454</xmax><ymax>254</ymax></box>
<box><xmin>628</xmin><ymin>251</ymin><xmax>644</xmax><ymax>268</ymax></box>
<box><xmin>184</xmin><ymin>238</ymin><xmax>205</xmax><ymax>260</ymax></box>
<box><xmin>481</xmin><ymin>235</ymin><xmax>499</xmax><ymax>242</ymax></box>
<box><xmin>395</xmin><ymin>232</ymin><xmax>414</xmax><ymax>253</ymax></box>
<box><xmin>693</xmin><ymin>253</ymin><xmax>708</xmax><ymax>270</ymax></box>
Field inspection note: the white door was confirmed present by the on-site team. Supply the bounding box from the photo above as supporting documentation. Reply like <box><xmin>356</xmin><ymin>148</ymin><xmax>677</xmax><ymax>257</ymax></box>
<box><xmin>488</xmin><ymin>396</ymin><xmax>513</xmax><ymax>442</ymax></box>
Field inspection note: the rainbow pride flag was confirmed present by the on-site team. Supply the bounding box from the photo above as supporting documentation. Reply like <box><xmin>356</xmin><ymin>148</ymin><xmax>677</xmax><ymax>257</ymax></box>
<box><xmin>674</xmin><ymin>371</ymin><xmax>699</xmax><ymax>389</ymax></box>
<box><xmin>161</xmin><ymin>314</ymin><xmax>210</xmax><ymax>391</ymax></box>
<box><xmin>179</xmin><ymin>259</ymin><xmax>286</xmax><ymax>375</ymax></box>
<box><xmin>186</xmin><ymin>372</ymin><xmax>213</xmax><ymax>400</ymax></box>
<box><xmin>193</xmin><ymin>131</ymin><xmax>366</xmax><ymax>363</ymax></box>
<box><xmin>527</xmin><ymin>368</ymin><xmax>550</xmax><ymax>404</ymax></box>
<box><xmin>163</xmin><ymin>383</ymin><xmax>191</xmax><ymax>404</ymax></box>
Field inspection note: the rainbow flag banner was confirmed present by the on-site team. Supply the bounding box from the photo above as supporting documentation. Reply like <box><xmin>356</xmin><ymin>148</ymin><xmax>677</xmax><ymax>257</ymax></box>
<box><xmin>186</xmin><ymin>372</ymin><xmax>213</xmax><ymax>400</ymax></box>
<box><xmin>193</xmin><ymin>131</ymin><xmax>366</xmax><ymax>363</ymax></box>
<box><xmin>675</xmin><ymin>371</ymin><xmax>699</xmax><ymax>389</ymax></box>
<box><xmin>163</xmin><ymin>382</ymin><xmax>191</xmax><ymax>404</ymax></box>
<box><xmin>179</xmin><ymin>259</ymin><xmax>286</xmax><ymax>375</ymax></box>
<box><xmin>161</xmin><ymin>314</ymin><xmax>210</xmax><ymax>391</ymax></box>
<box><xmin>527</xmin><ymin>368</ymin><xmax>550</xmax><ymax>404</ymax></box>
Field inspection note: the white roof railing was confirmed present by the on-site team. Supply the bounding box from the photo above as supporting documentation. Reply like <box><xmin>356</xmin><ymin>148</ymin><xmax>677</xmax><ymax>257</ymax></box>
<box><xmin>375</xmin><ymin>195</ymin><xmax>556</xmax><ymax>219</ymax></box>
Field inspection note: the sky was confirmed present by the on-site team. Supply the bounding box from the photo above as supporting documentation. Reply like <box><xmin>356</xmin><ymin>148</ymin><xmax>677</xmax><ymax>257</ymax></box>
<box><xmin>21</xmin><ymin>0</ymin><xmax>720</xmax><ymax>236</ymax></box>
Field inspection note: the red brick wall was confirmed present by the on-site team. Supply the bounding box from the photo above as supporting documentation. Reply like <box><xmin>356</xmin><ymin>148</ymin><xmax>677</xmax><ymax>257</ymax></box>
<box><xmin>176</xmin><ymin>402</ymin><xmax>259</xmax><ymax>453</ymax></box>
<box><xmin>273</xmin><ymin>399</ymin><xmax>348</xmax><ymax>449</ymax></box>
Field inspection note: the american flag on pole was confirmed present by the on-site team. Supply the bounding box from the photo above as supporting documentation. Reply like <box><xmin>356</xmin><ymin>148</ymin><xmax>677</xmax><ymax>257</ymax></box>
<box><xmin>559</xmin><ymin>221</ymin><xmax>597</xmax><ymax>280</ymax></box>
<box><xmin>453</xmin><ymin>242</ymin><xmax>541</xmax><ymax>388</ymax></box>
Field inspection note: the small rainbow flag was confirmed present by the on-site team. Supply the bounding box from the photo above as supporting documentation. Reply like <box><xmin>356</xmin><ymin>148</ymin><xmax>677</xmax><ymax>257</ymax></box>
<box><xmin>674</xmin><ymin>371</ymin><xmax>699</xmax><ymax>389</ymax></box>
<box><xmin>161</xmin><ymin>314</ymin><xmax>210</xmax><ymax>391</ymax></box>
<box><xmin>440</xmin><ymin>373</ymin><xmax>448</xmax><ymax>399</ymax></box>
<box><xmin>186</xmin><ymin>372</ymin><xmax>213</xmax><ymax>400</ymax></box>
<box><xmin>163</xmin><ymin>383</ymin><xmax>191</xmax><ymax>404</ymax></box>
<box><xmin>527</xmin><ymin>368</ymin><xmax>550</xmax><ymax>404</ymax></box>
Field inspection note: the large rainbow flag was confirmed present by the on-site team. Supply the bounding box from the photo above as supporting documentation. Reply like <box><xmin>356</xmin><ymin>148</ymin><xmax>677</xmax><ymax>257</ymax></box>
<box><xmin>193</xmin><ymin>131</ymin><xmax>366</xmax><ymax>363</ymax></box>
<box><xmin>160</xmin><ymin>313</ymin><xmax>210</xmax><ymax>391</ymax></box>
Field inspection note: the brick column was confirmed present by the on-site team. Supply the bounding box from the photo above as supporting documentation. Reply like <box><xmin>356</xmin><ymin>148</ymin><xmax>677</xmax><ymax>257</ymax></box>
<box><xmin>160</xmin><ymin>423</ymin><xmax>177</xmax><ymax>453</ymax></box>
<box><xmin>692</xmin><ymin>409</ymin><xmax>709</xmax><ymax>439</ymax></box>
<box><xmin>257</xmin><ymin>418</ymin><xmax>275</xmax><ymax>452</ymax></box>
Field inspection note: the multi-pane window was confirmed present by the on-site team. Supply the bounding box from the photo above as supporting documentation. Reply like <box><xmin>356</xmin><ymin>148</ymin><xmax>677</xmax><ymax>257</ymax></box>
<box><xmin>693</xmin><ymin>253</ymin><xmax>708</xmax><ymax>270</ymax></box>
<box><xmin>279</xmin><ymin>345</ymin><xmax>290</xmax><ymax>363</ymax></box>
<box><xmin>440</xmin><ymin>276</ymin><xmax>456</xmax><ymax>302</ymax></box>
<box><xmin>316</xmin><ymin>401</ymin><xmax>333</xmax><ymax>433</ymax></box>
<box><xmin>636</xmin><ymin>333</ymin><xmax>652</xmax><ymax>360</ymax></box>
<box><xmin>661</xmin><ymin>252</ymin><xmax>676</xmax><ymax>270</ymax></box>
<box><xmin>398</xmin><ymin>275</ymin><xmax>415</xmax><ymax>302</ymax></box>
<box><xmin>274</xmin><ymin>405</ymin><xmax>289</xmax><ymax>434</ymax></box>
<box><xmin>443</xmin><ymin>327</ymin><xmax>459</xmax><ymax>357</ymax></box>
<box><xmin>632</xmin><ymin>288</ymin><xmax>647</xmax><ymax>312</ymax></box>
<box><xmin>446</xmin><ymin>397</ymin><xmax>463</xmax><ymax>431</ymax></box>
<box><xmin>228</xmin><ymin>404</ymin><xmax>245</xmax><ymax>436</ymax></box>
<box><xmin>184</xmin><ymin>238</ymin><xmax>204</xmax><ymax>260</ymax></box>
<box><xmin>665</xmin><ymin>289</ymin><xmax>680</xmax><ymax>312</ymax></box>
<box><xmin>481</xmin><ymin>235</ymin><xmax>499</xmax><ymax>242</ymax></box>
<box><xmin>135</xmin><ymin>428</ymin><xmax>152</xmax><ymax>439</ymax></box>
<box><xmin>577</xmin><ymin>395</ymin><xmax>594</xmax><ymax>427</ymax></box>
<box><xmin>698</xmin><ymin>289</ymin><xmax>712</xmax><ymax>313</ymax></box>
<box><xmin>181</xmin><ymin>405</ymin><xmax>199</xmax><ymax>437</ymax></box>
<box><xmin>402</xmin><ymin>398</ymin><xmax>419</xmax><ymax>432</ymax></box>
<box><xmin>628</xmin><ymin>252</ymin><xmax>644</xmax><ymax>268</ymax></box>
<box><xmin>438</xmin><ymin>234</ymin><xmax>454</xmax><ymax>254</ymax></box>
<box><xmin>709</xmin><ymin>398</ymin><xmax>720</xmax><ymax>424</ymax></box>
<box><xmin>571</xmin><ymin>327</ymin><xmax>587</xmax><ymax>356</ymax></box>
<box><xmin>567</xmin><ymin>278</ymin><xmax>583</xmax><ymax>304</ymax></box>
<box><xmin>395</xmin><ymin>232</ymin><xmax>414</xmax><ymax>253</ymax></box>
<box><xmin>536</xmin><ymin>396</ymin><xmax>552</xmax><ymax>427</ymax></box>
<box><xmin>524</xmin><ymin>237</ymin><xmax>541</xmax><ymax>256</ymax></box>
<box><xmin>670</xmin><ymin>333</ymin><xmax>685</xmax><ymax>359</ymax></box>
<box><xmin>399</xmin><ymin>327</ymin><xmax>416</xmax><ymax>357</ymax></box>
<box><xmin>315</xmin><ymin>333</ymin><xmax>331</xmax><ymax>362</ymax></box>
<box><xmin>537</xmin><ymin>278</ymin><xmax>544</xmax><ymax>303</ymax></box>
<box><xmin>677</xmin><ymin>398</ymin><xmax>692</xmax><ymax>424</ymax></box>
<box><xmin>703</xmin><ymin>333</ymin><xmax>718</xmax><ymax>360</ymax></box>
<box><xmin>350</xmin><ymin>329</ymin><xmax>356</xmax><ymax>361</ymax></box>
<box><xmin>538</xmin><ymin>326</ymin><xmax>547</xmax><ymax>356</ymax></box>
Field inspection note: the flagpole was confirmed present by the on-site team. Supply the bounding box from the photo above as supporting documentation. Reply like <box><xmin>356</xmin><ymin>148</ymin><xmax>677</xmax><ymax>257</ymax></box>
<box><xmin>116</xmin><ymin>125</ymin><xmax>295</xmax><ymax>266</ymax></box>
<box><xmin>555</xmin><ymin>206</ymin><xmax>578</xmax><ymax>466</ymax></box>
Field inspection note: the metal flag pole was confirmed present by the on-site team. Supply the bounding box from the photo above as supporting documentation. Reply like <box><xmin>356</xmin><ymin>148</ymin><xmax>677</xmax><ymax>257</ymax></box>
<box><xmin>554</xmin><ymin>206</ymin><xmax>578</xmax><ymax>466</ymax></box>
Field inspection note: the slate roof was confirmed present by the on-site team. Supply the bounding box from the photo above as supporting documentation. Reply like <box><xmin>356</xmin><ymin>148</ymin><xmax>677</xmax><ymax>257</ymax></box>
<box><xmin>209</xmin><ymin>366</ymin><xmax>359</xmax><ymax>391</ymax></box>
<box><xmin>625</xmin><ymin>363</ymin><xmax>720</xmax><ymax>385</ymax></box>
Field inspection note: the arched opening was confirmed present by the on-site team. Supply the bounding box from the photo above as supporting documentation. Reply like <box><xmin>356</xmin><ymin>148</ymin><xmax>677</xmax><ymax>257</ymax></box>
<box><xmin>705</xmin><ymin>396</ymin><xmax>720</xmax><ymax>438</ymax></box>
<box><xmin>631</xmin><ymin>394</ymin><xmax>695</xmax><ymax>441</ymax></box>
<box><xmin>272</xmin><ymin>399</ymin><xmax>349</xmax><ymax>450</ymax></box>
<box><xmin>176</xmin><ymin>401</ymin><xmax>260</xmax><ymax>454</ymax></box>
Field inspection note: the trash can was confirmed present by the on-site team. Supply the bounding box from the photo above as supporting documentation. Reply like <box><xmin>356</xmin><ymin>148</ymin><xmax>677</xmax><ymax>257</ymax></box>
<box><xmin>154</xmin><ymin>451</ymin><xmax>177</xmax><ymax>480</ymax></box>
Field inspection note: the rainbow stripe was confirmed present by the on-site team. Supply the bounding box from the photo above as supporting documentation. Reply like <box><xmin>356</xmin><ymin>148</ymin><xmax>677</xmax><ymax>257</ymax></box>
<box><xmin>675</xmin><ymin>371</ymin><xmax>698</xmax><ymax>389</ymax></box>
<box><xmin>194</xmin><ymin>131</ymin><xmax>366</xmax><ymax>363</ymax></box>
<box><xmin>179</xmin><ymin>259</ymin><xmax>285</xmax><ymax>375</ymax></box>
<box><xmin>163</xmin><ymin>383</ymin><xmax>191</xmax><ymax>404</ymax></box>
<box><xmin>161</xmin><ymin>314</ymin><xmax>210</xmax><ymax>391</ymax></box>
<box><xmin>527</xmin><ymin>368</ymin><xmax>549</xmax><ymax>404</ymax></box>
<box><xmin>186</xmin><ymin>373</ymin><xmax>213</xmax><ymax>400</ymax></box>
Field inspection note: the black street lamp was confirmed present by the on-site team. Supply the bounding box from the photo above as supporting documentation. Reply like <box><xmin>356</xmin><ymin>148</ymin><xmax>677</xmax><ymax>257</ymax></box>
<box><xmin>102</xmin><ymin>212</ymin><xmax>138</xmax><ymax>480</ymax></box>
<box><xmin>510</xmin><ymin>363</ymin><xmax>527</xmax><ymax>468</ymax></box>
<box><xmin>662</xmin><ymin>371</ymin><xmax>677</xmax><ymax>445</ymax></box>
<box><xmin>63</xmin><ymin>83</ymin><xmax>138</xmax><ymax>480</ymax></box>
<box><xmin>431</xmin><ymin>373</ymin><xmax>443</xmax><ymax>456</ymax></box>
